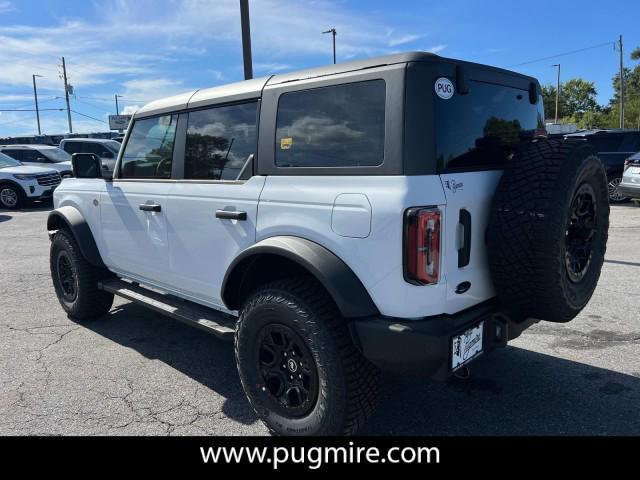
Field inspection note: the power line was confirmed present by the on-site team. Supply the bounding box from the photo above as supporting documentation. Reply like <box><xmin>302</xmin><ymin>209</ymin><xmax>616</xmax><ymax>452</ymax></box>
<box><xmin>507</xmin><ymin>41</ymin><xmax>615</xmax><ymax>68</ymax></box>
<box><xmin>70</xmin><ymin>109</ymin><xmax>108</xmax><ymax>124</ymax></box>
<box><xmin>0</xmin><ymin>108</ymin><xmax>64</xmax><ymax>112</ymax></box>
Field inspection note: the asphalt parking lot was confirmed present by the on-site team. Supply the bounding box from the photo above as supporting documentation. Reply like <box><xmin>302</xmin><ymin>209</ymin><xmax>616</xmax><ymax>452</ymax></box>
<box><xmin>1</xmin><ymin>204</ymin><xmax>639</xmax><ymax>435</ymax></box>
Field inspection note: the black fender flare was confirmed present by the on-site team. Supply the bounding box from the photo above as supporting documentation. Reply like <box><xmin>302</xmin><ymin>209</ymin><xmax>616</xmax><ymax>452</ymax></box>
<box><xmin>221</xmin><ymin>236</ymin><xmax>378</xmax><ymax>318</ymax></box>
<box><xmin>47</xmin><ymin>205</ymin><xmax>105</xmax><ymax>268</ymax></box>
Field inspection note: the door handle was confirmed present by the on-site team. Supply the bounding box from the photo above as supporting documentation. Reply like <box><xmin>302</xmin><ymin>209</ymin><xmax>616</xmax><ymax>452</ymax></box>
<box><xmin>215</xmin><ymin>210</ymin><xmax>247</xmax><ymax>221</ymax></box>
<box><xmin>139</xmin><ymin>203</ymin><xmax>161</xmax><ymax>212</ymax></box>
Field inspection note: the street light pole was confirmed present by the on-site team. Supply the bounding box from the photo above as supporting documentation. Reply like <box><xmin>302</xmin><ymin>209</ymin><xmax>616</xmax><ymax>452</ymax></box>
<box><xmin>239</xmin><ymin>0</ymin><xmax>253</xmax><ymax>80</ymax></box>
<box><xmin>115</xmin><ymin>94</ymin><xmax>123</xmax><ymax>115</ymax></box>
<box><xmin>322</xmin><ymin>28</ymin><xmax>337</xmax><ymax>64</ymax></box>
<box><xmin>32</xmin><ymin>74</ymin><xmax>43</xmax><ymax>135</ymax></box>
<box><xmin>552</xmin><ymin>63</ymin><xmax>561</xmax><ymax>124</ymax></box>
<box><xmin>619</xmin><ymin>34</ymin><xmax>624</xmax><ymax>128</ymax></box>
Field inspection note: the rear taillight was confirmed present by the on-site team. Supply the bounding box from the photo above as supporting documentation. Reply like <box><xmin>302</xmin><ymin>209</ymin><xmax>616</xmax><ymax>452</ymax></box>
<box><xmin>624</xmin><ymin>158</ymin><xmax>632</xmax><ymax>167</ymax></box>
<box><xmin>404</xmin><ymin>207</ymin><xmax>441</xmax><ymax>285</ymax></box>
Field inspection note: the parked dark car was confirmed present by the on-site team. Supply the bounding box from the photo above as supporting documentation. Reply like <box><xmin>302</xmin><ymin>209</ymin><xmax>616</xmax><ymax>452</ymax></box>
<box><xmin>565</xmin><ymin>129</ymin><xmax>640</xmax><ymax>203</ymax></box>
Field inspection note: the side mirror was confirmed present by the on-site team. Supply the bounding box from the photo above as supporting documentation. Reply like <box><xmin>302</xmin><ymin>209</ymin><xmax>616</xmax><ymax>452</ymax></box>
<box><xmin>72</xmin><ymin>153</ymin><xmax>103</xmax><ymax>178</ymax></box>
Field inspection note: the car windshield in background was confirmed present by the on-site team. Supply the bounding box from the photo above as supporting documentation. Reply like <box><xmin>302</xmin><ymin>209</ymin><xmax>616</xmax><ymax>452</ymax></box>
<box><xmin>0</xmin><ymin>152</ymin><xmax>22</xmax><ymax>168</ymax></box>
<box><xmin>42</xmin><ymin>148</ymin><xmax>71</xmax><ymax>163</ymax></box>
<box><xmin>435</xmin><ymin>80</ymin><xmax>545</xmax><ymax>171</ymax></box>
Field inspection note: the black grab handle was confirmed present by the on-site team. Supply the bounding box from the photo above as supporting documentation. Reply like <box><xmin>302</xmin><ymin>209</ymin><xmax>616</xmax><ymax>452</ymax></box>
<box><xmin>215</xmin><ymin>210</ymin><xmax>247</xmax><ymax>221</ymax></box>
<box><xmin>458</xmin><ymin>209</ymin><xmax>471</xmax><ymax>268</ymax></box>
<box><xmin>139</xmin><ymin>204</ymin><xmax>161</xmax><ymax>212</ymax></box>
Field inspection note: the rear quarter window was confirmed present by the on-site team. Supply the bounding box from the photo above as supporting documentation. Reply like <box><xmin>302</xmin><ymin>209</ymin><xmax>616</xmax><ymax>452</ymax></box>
<box><xmin>435</xmin><ymin>80</ymin><xmax>544</xmax><ymax>171</ymax></box>
<box><xmin>275</xmin><ymin>80</ymin><xmax>386</xmax><ymax>168</ymax></box>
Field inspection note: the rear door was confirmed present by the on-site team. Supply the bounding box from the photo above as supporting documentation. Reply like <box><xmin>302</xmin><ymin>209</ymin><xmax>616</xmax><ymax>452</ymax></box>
<box><xmin>166</xmin><ymin>101</ymin><xmax>263</xmax><ymax>308</ymax></box>
<box><xmin>435</xmin><ymin>79</ymin><xmax>545</xmax><ymax>311</ymax></box>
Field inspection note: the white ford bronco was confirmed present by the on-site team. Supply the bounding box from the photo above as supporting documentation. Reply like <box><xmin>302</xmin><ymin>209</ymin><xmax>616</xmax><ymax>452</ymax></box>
<box><xmin>48</xmin><ymin>52</ymin><xmax>609</xmax><ymax>436</ymax></box>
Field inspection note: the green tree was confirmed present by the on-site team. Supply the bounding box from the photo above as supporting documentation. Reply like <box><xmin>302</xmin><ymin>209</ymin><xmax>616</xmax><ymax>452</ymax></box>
<box><xmin>562</xmin><ymin>78</ymin><xmax>598</xmax><ymax>116</ymax></box>
<box><xmin>541</xmin><ymin>78</ymin><xmax>598</xmax><ymax>122</ymax></box>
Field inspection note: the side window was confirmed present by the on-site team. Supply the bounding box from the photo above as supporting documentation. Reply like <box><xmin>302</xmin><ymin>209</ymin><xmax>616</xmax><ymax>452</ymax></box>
<box><xmin>86</xmin><ymin>143</ymin><xmax>111</xmax><ymax>157</ymax></box>
<box><xmin>621</xmin><ymin>133</ymin><xmax>640</xmax><ymax>152</ymax></box>
<box><xmin>22</xmin><ymin>149</ymin><xmax>42</xmax><ymax>162</ymax></box>
<box><xmin>184</xmin><ymin>102</ymin><xmax>258</xmax><ymax>180</ymax></box>
<box><xmin>275</xmin><ymin>80</ymin><xmax>386</xmax><ymax>168</ymax></box>
<box><xmin>120</xmin><ymin>115</ymin><xmax>177</xmax><ymax>178</ymax></box>
<box><xmin>587</xmin><ymin>134</ymin><xmax>623</xmax><ymax>152</ymax></box>
<box><xmin>63</xmin><ymin>142</ymin><xmax>81</xmax><ymax>154</ymax></box>
<box><xmin>3</xmin><ymin>150</ymin><xmax>22</xmax><ymax>161</ymax></box>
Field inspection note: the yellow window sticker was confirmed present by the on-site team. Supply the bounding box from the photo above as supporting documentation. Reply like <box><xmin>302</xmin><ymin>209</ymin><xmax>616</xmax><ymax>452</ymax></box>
<box><xmin>280</xmin><ymin>137</ymin><xmax>293</xmax><ymax>150</ymax></box>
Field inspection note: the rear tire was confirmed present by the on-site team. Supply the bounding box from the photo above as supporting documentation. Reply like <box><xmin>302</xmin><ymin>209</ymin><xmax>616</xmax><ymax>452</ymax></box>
<box><xmin>235</xmin><ymin>277</ymin><xmax>380</xmax><ymax>436</ymax></box>
<box><xmin>50</xmin><ymin>229</ymin><xmax>114</xmax><ymax>321</ymax></box>
<box><xmin>488</xmin><ymin>138</ymin><xmax>609</xmax><ymax>322</ymax></box>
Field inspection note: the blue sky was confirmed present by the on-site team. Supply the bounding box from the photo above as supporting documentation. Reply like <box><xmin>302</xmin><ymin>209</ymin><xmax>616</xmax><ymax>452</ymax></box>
<box><xmin>1</xmin><ymin>0</ymin><xmax>639</xmax><ymax>136</ymax></box>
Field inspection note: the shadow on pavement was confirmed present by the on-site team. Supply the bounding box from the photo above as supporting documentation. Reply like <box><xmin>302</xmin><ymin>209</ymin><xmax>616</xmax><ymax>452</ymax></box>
<box><xmin>86</xmin><ymin>302</ymin><xmax>640</xmax><ymax>435</ymax></box>
<box><xmin>0</xmin><ymin>214</ymin><xmax>11</xmax><ymax>222</ymax></box>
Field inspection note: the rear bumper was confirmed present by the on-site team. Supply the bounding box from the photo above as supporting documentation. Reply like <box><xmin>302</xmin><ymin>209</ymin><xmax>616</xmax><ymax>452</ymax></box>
<box><xmin>619</xmin><ymin>181</ymin><xmax>640</xmax><ymax>199</ymax></box>
<box><xmin>350</xmin><ymin>300</ymin><xmax>538</xmax><ymax>380</ymax></box>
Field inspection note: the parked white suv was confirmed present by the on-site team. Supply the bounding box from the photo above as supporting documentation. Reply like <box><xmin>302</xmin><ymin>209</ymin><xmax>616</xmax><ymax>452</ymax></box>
<box><xmin>0</xmin><ymin>152</ymin><xmax>61</xmax><ymax>209</ymax></box>
<box><xmin>47</xmin><ymin>52</ymin><xmax>609</xmax><ymax>435</ymax></box>
<box><xmin>0</xmin><ymin>144</ymin><xmax>73</xmax><ymax>177</ymax></box>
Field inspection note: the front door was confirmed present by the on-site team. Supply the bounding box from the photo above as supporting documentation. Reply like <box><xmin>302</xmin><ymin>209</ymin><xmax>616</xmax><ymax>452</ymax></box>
<box><xmin>167</xmin><ymin>101</ymin><xmax>262</xmax><ymax>309</ymax></box>
<box><xmin>100</xmin><ymin>113</ymin><xmax>178</xmax><ymax>288</ymax></box>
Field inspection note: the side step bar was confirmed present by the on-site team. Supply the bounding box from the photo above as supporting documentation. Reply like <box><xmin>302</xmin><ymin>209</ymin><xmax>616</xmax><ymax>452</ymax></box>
<box><xmin>99</xmin><ymin>278</ymin><xmax>236</xmax><ymax>340</ymax></box>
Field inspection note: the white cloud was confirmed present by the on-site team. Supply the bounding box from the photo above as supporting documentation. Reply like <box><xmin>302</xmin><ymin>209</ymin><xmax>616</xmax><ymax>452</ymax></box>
<box><xmin>0</xmin><ymin>0</ymin><xmax>438</xmax><ymax>135</ymax></box>
<box><xmin>427</xmin><ymin>44</ymin><xmax>447</xmax><ymax>54</ymax></box>
<box><xmin>122</xmin><ymin>105</ymin><xmax>140</xmax><ymax>115</ymax></box>
<box><xmin>387</xmin><ymin>34</ymin><xmax>423</xmax><ymax>47</ymax></box>
<box><xmin>0</xmin><ymin>1</ymin><xmax>15</xmax><ymax>14</ymax></box>
<box><xmin>121</xmin><ymin>78</ymin><xmax>186</xmax><ymax>102</ymax></box>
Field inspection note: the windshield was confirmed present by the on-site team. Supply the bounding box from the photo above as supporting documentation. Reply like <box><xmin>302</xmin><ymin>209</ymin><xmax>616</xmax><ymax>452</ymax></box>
<box><xmin>42</xmin><ymin>148</ymin><xmax>72</xmax><ymax>163</ymax></box>
<box><xmin>0</xmin><ymin>152</ymin><xmax>22</xmax><ymax>168</ymax></box>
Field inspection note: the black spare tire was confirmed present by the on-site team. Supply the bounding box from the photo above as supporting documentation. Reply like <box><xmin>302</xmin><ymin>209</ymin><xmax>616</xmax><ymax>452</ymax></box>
<box><xmin>488</xmin><ymin>138</ymin><xmax>609</xmax><ymax>323</ymax></box>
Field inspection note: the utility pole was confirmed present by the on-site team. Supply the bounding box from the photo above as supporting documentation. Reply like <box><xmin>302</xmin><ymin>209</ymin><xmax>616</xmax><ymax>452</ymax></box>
<box><xmin>552</xmin><ymin>64</ymin><xmax>561</xmax><ymax>124</ymax></box>
<box><xmin>323</xmin><ymin>28</ymin><xmax>337</xmax><ymax>64</ymax></box>
<box><xmin>115</xmin><ymin>94</ymin><xmax>123</xmax><ymax>115</ymax></box>
<box><xmin>239</xmin><ymin>0</ymin><xmax>253</xmax><ymax>80</ymax></box>
<box><xmin>61</xmin><ymin>57</ymin><xmax>73</xmax><ymax>133</ymax></box>
<box><xmin>619</xmin><ymin>34</ymin><xmax>624</xmax><ymax>128</ymax></box>
<box><xmin>32</xmin><ymin>74</ymin><xmax>43</xmax><ymax>135</ymax></box>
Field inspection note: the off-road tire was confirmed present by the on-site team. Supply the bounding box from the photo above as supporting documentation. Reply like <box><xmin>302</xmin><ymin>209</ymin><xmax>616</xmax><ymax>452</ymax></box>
<box><xmin>488</xmin><ymin>138</ymin><xmax>609</xmax><ymax>322</ymax></box>
<box><xmin>0</xmin><ymin>183</ymin><xmax>24</xmax><ymax>210</ymax></box>
<box><xmin>235</xmin><ymin>277</ymin><xmax>381</xmax><ymax>436</ymax></box>
<box><xmin>50</xmin><ymin>228</ymin><xmax>114</xmax><ymax>321</ymax></box>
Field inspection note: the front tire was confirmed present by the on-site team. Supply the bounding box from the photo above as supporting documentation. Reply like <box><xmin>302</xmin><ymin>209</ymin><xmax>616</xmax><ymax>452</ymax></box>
<box><xmin>50</xmin><ymin>229</ymin><xmax>114</xmax><ymax>321</ymax></box>
<box><xmin>0</xmin><ymin>184</ymin><xmax>24</xmax><ymax>209</ymax></box>
<box><xmin>607</xmin><ymin>175</ymin><xmax>628</xmax><ymax>203</ymax></box>
<box><xmin>235</xmin><ymin>277</ymin><xmax>380</xmax><ymax>436</ymax></box>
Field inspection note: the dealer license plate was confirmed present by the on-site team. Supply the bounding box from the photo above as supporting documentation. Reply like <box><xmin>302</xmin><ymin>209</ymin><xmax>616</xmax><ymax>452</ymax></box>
<box><xmin>451</xmin><ymin>321</ymin><xmax>484</xmax><ymax>370</ymax></box>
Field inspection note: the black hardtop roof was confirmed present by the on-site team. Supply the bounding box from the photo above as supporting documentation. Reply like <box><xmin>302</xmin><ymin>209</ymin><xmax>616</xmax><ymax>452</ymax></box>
<box><xmin>135</xmin><ymin>51</ymin><xmax>540</xmax><ymax>118</ymax></box>
<box><xmin>267</xmin><ymin>51</ymin><xmax>538</xmax><ymax>85</ymax></box>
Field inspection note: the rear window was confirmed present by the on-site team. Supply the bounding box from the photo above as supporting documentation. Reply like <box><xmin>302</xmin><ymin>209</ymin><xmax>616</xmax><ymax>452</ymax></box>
<box><xmin>435</xmin><ymin>80</ymin><xmax>544</xmax><ymax>171</ymax></box>
<box><xmin>275</xmin><ymin>80</ymin><xmax>385</xmax><ymax>168</ymax></box>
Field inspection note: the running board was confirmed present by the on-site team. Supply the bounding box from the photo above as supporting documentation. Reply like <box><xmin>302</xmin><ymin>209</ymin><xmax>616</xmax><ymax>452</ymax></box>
<box><xmin>99</xmin><ymin>278</ymin><xmax>235</xmax><ymax>340</ymax></box>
